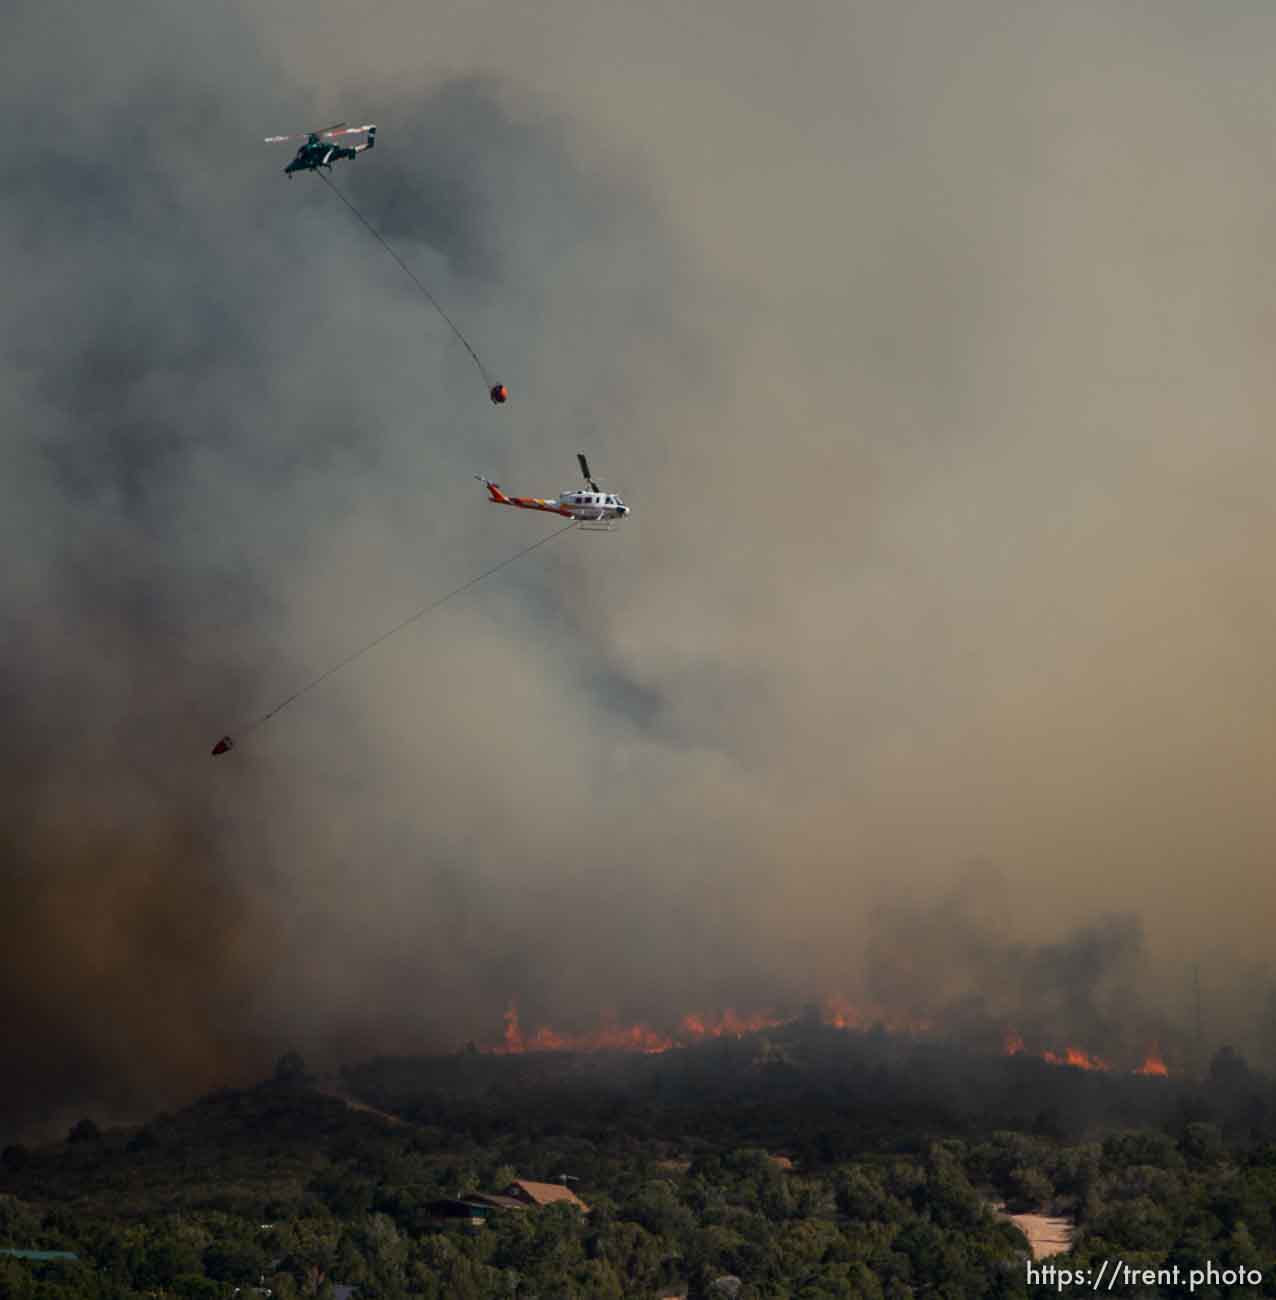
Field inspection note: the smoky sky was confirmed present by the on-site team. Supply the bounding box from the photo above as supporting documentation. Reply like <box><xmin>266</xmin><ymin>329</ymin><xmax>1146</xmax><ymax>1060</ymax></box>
<box><xmin>6</xmin><ymin>0</ymin><xmax>1276</xmax><ymax>1137</ymax></box>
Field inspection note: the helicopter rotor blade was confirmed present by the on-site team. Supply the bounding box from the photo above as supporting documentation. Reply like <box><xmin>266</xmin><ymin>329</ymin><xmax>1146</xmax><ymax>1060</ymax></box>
<box><xmin>322</xmin><ymin>123</ymin><xmax>376</xmax><ymax>138</ymax></box>
<box><xmin>265</xmin><ymin>122</ymin><xmax>353</xmax><ymax>144</ymax></box>
<box><xmin>577</xmin><ymin>452</ymin><xmax>599</xmax><ymax>490</ymax></box>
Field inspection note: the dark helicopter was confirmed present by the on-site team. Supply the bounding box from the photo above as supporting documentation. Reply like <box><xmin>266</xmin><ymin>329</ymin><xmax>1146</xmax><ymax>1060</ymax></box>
<box><xmin>265</xmin><ymin>122</ymin><xmax>377</xmax><ymax>176</ymax></box>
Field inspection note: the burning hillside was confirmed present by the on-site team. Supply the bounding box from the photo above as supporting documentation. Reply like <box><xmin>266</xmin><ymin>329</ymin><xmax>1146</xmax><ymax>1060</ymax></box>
<box><xmin>486</xmin><ymin>1000</ymin><xmax>1172</xmax><ymax>1076</ymax></box>
<box><xmin>492</xmin><ymin>1002</ymin><xmax>791</xmax><ymax>1056</ymax></box>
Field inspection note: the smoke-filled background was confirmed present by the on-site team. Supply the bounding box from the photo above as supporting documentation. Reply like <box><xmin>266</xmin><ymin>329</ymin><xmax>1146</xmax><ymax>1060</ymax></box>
<box><xmin>6</xmin><ymin>0</ymin><xmax>1276</xmax><ymax>1138</ymax></box>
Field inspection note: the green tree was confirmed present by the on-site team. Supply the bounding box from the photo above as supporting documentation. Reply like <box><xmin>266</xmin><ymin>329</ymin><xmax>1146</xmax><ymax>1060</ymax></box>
<box><xmin>173</xmin><ymin>1277</ymin><xmax>226</xmax><ymax>1299</ymax></box>
<box><xmin>1007</xmin><ymin>1165</ymin><xmax>1052</xmax><ymax>1212</ymax></box>
<box><xmin>1178</xmin><ymin>1123</ymin><xmax>1224</xmax><ymax>1168</ymax></box>
<box><xmin>203</xmin><ymin>1238</ymin><xmax>269</xmax><ymax>1285</ymax></box>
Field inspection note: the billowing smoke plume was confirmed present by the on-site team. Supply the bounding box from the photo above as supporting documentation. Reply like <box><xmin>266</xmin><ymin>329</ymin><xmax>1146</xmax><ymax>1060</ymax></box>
<box><xmin>6</xmin><ymin>0</ymin><xmax>1276</xmax><ymax>1139</ymax></box>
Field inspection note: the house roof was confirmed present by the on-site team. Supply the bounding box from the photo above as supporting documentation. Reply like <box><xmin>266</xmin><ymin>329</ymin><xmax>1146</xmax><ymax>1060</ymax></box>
<box><xmin>508</xmin><ymin>1179</ymin><xmax>590</xmax><ymax>1210</ymax></box>
<box><xmin>469</xmin><ymin>1179</ymin><xmax>592</xmax><ymax>1212</ymax></box>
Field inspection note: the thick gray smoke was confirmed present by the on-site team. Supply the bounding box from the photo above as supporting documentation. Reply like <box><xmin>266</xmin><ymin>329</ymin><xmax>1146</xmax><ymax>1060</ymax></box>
<box><xmin>5</xmin><ymin>0</ymin><xmax>1276</xmax><ymax>1137</ymax></box>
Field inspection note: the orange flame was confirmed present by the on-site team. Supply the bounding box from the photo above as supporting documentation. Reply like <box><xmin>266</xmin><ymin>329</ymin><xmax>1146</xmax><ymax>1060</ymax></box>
<box><xmin>1004</xmin><ymin>1027</ymin><xmax>1165</xmax><ymax>1075</ymax></box>
<box><xmin>1040</xmin><ymin>1046</ymin><xmax>1109</xmax><ymax>1070</ymax></box>
<box><xmin>679</xmin><ymin>1009</ymin><xmax>788</xmax><ymax>1040</ymax></box>
<box><xmin>1063</xmin><ymin>1046</ymin><xmax>1111</xmax><ymax>1071</ymax></box>
<box><xmin>503</xmin><ymin>1002</ymin><xmax>524</xmax><ymax>1054</ymax></box>
<box><xmin>1135</xmin><ymin>1046</ymin><xmax>1169</xmax><ymax>1077</ymax></box>
<box><xmin>494</xmin><ymin>1002</ymin><xmax>704</xmax><ymax>1055</ymax></box>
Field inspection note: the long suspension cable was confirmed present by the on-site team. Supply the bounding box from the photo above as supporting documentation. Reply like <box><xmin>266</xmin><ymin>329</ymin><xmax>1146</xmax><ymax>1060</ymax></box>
<box><xmin>212</xmin><ymin>521</ymin><xmax>576</xmax><ymax>753</ymax></box>
<box><xmin>318</xmin><ymin>170</ymin><xmax>496</xmax><ymax>388</ymax></box>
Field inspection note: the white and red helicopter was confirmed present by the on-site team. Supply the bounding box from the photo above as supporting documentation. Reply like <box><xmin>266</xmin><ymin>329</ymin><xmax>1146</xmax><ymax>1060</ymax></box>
<box><xmin>475</xmin><ymin>454</ymin><xmax>629</xmax><ymax>530</ymax></box>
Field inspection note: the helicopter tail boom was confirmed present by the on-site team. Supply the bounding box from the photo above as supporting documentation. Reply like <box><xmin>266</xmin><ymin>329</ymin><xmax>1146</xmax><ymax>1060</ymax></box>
<box><xmin>475</xmin><ymin>476</ymin><xmax>512</xmax><ymax>505</ymax></box>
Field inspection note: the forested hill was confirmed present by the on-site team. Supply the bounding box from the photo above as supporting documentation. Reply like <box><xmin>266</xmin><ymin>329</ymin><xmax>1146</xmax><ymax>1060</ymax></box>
<box><xmin>1</xmin><ymin>1033</ymin><xmax>1274</xmax><ymax>1298</ymax></box>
